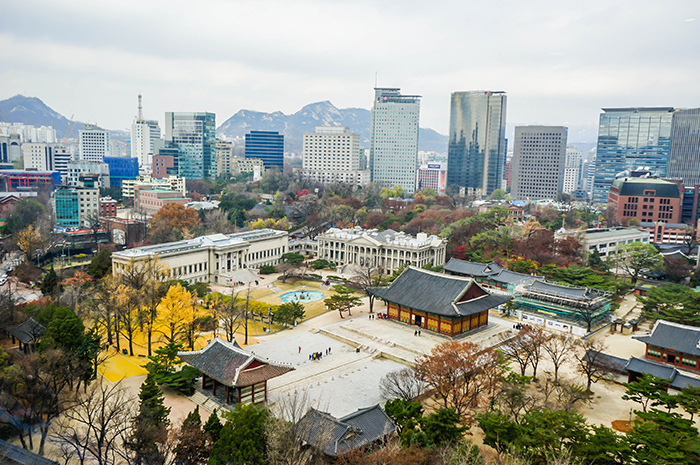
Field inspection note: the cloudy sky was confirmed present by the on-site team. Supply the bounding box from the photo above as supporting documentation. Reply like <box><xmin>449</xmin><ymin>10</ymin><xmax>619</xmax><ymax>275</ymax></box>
<box><xmin>1</xmin><ymin>0</ymin><xmax>699</xmax><ymax>142</ymax></box>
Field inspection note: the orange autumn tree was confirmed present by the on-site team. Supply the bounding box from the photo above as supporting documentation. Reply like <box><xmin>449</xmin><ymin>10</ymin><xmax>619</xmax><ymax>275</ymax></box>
<box><xmin>414</xmin><ymin>340</ymin><xmax>504</xmax><ymax>421</ymax></box>
<box><xmin>149</xmin><ymin>203</ymin><xmax>199</xmax><ymax>244</ymax></box>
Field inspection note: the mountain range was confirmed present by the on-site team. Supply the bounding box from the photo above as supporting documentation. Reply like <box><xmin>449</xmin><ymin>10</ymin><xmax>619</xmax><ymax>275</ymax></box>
<box><xmin>0</xmin><ymin>95</ymin><xmax>82</xmax><ymax>139</ymax></box>
<box><xmin>217</xmin><ymin>100</ymin><xmax>448</xmax><ymax>153</ymax></box>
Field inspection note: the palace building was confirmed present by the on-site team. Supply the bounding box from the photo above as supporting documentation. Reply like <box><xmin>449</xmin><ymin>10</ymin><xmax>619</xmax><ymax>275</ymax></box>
<box><xmin>633</xmin><ymin>320</ymin><xmax>700</xmax><ymax>372</ymax></box>
<box><xmin>178</xmin><ymin>338</ymin><xmax>293</xmax><ymax>406</ymax></box>
<box><xmin>367</xmin><ymin>267</ymin><xmax>511</xmax><ymax>337</ymax></box>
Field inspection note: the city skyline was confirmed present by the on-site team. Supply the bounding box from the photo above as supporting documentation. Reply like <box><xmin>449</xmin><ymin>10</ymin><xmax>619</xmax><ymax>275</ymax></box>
<box><xmin>1</xmin><ymin>1</ymin><xmax>699</xmax><ymax>140</ymax></box>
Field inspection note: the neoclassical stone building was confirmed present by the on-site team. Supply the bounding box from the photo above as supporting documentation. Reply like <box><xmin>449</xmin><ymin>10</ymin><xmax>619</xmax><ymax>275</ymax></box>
<box><xmin>111</xmin><ymin>229</ymin><xmax>288</xmax><ymax>286</ymax></box>
<box><xmin>316</xmin><ymin>227</ymin><xmax>446</xmax><ymax>275</ymax></box>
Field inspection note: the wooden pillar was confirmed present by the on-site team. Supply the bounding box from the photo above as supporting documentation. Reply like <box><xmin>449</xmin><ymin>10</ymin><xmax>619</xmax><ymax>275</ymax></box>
<box><xmin>212</xmin><ymin>379</ymin><xmax>216</xmax><ymax>397</ymax></box>
<box><xmin>202</xmin><ymin>375</ymin><xmax>206</xmax><ymax>389</ymax></box>
<box><xmin>225</xmin><ymin>386</ymin><xmax>230</xmax><ymax>404</ymax></box>
<box><xmin>450</xmin><ymin>317</ymin><xmax>454</xmax><ymax>338</ymax></box>
<box><xmin>264</xmin><ymin>382</ymin><xmax>268</xmax><ymax>403</ymax></box>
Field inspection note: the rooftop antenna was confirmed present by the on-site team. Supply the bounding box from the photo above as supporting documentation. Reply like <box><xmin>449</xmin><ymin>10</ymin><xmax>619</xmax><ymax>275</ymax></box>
<box><xmin>137</xmin><ymin>93</ymin><xmax>143</xmax><ymax>121</ymax></box>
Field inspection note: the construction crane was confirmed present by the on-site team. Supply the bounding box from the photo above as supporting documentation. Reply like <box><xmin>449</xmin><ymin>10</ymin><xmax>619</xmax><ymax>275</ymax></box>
<box><xmin>62</xmin><ymin>114</ymin><xmax>76</xmax><ymax>145</ymax></box>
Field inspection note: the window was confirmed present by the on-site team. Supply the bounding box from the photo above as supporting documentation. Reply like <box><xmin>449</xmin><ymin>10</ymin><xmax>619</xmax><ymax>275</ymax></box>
<box><xmin>647</xmin><ymin>348</ymin><xmax>661</xmax><ymax>358</ymax></box>
<box><xmin>682</xmin><ymin>358</ymin><xmax>697</xmax><ymax>368</ymax></box>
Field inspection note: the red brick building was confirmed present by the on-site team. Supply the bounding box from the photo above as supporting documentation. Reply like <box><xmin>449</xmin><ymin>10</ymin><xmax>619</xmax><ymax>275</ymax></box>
<box><xmin>134</xmin><ymin>186</ymin><xmax>191</xmax><ymax>216</ymax></box>
<box><xmin>608</xmin><ymin>177</ymin><xmax>682</xmax><ymax>224</ymax></box>
<box><xmin>99</xmin><ymin>196</ymin><xmax>118</xmax><ymax>217</ymax></box>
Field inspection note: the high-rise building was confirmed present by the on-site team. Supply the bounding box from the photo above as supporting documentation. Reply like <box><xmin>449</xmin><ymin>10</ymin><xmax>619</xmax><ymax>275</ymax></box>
<box><xmin>216</xmin><ymin>140</ymin><xmax>234</xmax><ymax>177</ymax></box>
<box><xmin>78</xmin><ymin>124</ymin><xmax>110</xmax><ymax>163</ymax></box>
<box><xmin>511</xmin><ymin>126</ymin><xmax>567</xmax><ymax>200</ymax></box>
<box><xmin>165</xmin><ymin>112</ymin><xmax>216</xmax><ymax>180</ymax></box>
<box><xmin>302</xmin><ymin>126</ymin><xmax>369</xmax><ymax>187</ymax></box>
<box><xmin>103</xmin><ymin>156</ymin><xmax>139</xmax><ymax>187</ymax></box>
<box><xmin>245</xmin><ymin>131</ymin><xmax>284</xmax><ymax>170</ymax></box>
<box><xmin>0</xmin><ymin>134</ymin><xmax>21</xmax><ymax>163</ymax></box>
<box><xmin>22</xmin><ymin>143</ymin><xmax>55</xmax><ymax>172</ymax></box>
<box><xmin>131</xmin><ymin>95</ymin><xmax>162</xmax><ymax>170</ymax></box>
<box><xmin>66</xmin><ymin>161</ymin><xmax>110</xmax><ymax>188</ymax></box>
<box><xmin>447</xmin><ymin>91</ymin><xmax>507</xmax><ymax>197</ymax></box>
<box><xmin>592</xmin><ymin>107</ymin><xmax>674</xmax><ymax>203</ymax></box>
<box><xmin>562</xmin><ymin>146</ymin><xmax>583</xmax><ymax>194</ymax></box>
<box><xmin>369</xmin><ymin>88</ymin><xmax>421</xmax><ymax>195</ymax></box>
<box><xmin>668</xmin><ymin>109</ymin><xmax>700</xmax><ymax>187</ymax></box>
<box><xmin>53</xmin><ymin>146</ymin><xmax>72</xmax><ymax>180</ymax></box>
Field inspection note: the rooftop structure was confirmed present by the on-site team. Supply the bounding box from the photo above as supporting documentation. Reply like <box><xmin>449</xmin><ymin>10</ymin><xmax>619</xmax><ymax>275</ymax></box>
<box><xmin>555</xmin><ymin>227</ymin><xmax>649</xmax><ymax>262</ymax></box>
<box><xmin>444</xmin><ymin>258</ymin><xmax>543</xmax><ymax>292</ymax></box>
<box><xmin>634</xmin><ymin>319</ymin><xmax>700</xmax><ymax>372</ymax></box>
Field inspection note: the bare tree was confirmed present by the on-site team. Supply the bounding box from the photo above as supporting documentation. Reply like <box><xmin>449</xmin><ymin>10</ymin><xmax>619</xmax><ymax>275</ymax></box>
<box><xmin>522</xmin><ymin>326</ymin><xmax>548</xmax><ymax>379</ymax></box>
<box><xmin>500</xmin><ymin>331</ymin><xmax>533</xmax><ymax>377</ymax></box>
<box><xmin>350</xmin><ymin>264</ymin><xmax>388</xmax><ymax>314</ymax></box>
<box><xmin>379</xmin><ymin>367</ymin><xmax>424</xmax><ymax>401</ymax></box>
<box><xmin>574</xmin><ymin>338</ymin><xmax>614</xmax><ymax>392</ymax></box>
<box><xmin>542</xmin><ymin>333</ymin><xmax>577</xmax><ymax>384</ymax></box>
<box><xmin>52</xmin><ymin>379</ymin><xmax>136</xmax><ymax>465</ymax></box>
<box><xmin>266</xmin><ymin>391</ymin><xmax>315</xmax><ymax>465</ymax></box>
<box><xmin>220</xmin><ymin>290</ymin><xmax>245</xmax><ymax>343</ymax></box>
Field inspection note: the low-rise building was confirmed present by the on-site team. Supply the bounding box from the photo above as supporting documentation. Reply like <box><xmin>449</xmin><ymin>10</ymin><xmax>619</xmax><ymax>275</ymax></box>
<box><xmin>111</xmin><ymin>229</ymin><xmax>288</xmax><ymax>286</ymax></box>
<box><xmin>100</xmin><ymin>216</ymin><xmax>148</xmax><ymax>246</ymax></box>
<box><xmin>0</xmin><ymin>170</ymin><xmax>61</xmax><ymax>190</ymax></box>
<box><xmin>444</xmin><ymin>258</ymin><xmax>543</xmax><ymax>293</ymax></box>
<box><xmin>122</xmin><ymin>175</ymin><xmax>186</xmax><ymax>199</ymax></box>
<box><xmin>134</xmin><ymin>186</ymin><xmax>191</xmax><ymax>216</ymax></box>
<box><xmin>53</xmin><ymin>185</ymin><xmax>100</xmax><ymax>228</ymax></box>
<box><xmin>100</xmin><ymin>196</ymin><xmax>118</xmax><ymax>217</ymax></box>
<box><xmin>103</xmin><ymin>156</ymin><xmax>139</xmax><ymax>187</ymax></box>
<box><xmin>416</xmin><ymin>163</ymin><xmax>447</xmax><ymax>195</ymax></box>
<box><xmin>639</xmin><ymin>221</ymin><xmax>695</xmax><ymax>244</ymax></box>
<box><xmin>556</xmin><ymin>227</ymin><xmax>648</xmax><ymax>261</ymax></box>
<box><xmin>634</xmin><ymin>320</ymin><xmax>700</xmax><ymax>373</ymax></box>
<box><xmin>316</xmin><ymin>227</ymin><xmax>446</xmax><ymax>276</ymax></box>
<box><xmin>66</xmin><ymin>161</ymin><xmax>110</xmax><ymax>188</ymax></box>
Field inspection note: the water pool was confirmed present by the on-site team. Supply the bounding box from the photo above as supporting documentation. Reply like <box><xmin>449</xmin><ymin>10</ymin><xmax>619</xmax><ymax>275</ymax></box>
<box><xmin>279</xmin><ymin>290</ymin><xmax>324</xmax><ymax>303</ymax></box>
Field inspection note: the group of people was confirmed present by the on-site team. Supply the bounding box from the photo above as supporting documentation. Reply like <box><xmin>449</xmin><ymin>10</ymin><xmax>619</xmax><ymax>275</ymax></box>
<box><xmin>368</xmin><ymin>313</ymin><xmax>388</xmax><ymax>320</ymax></box>
<box><xmin>414</xmin><ymin>329</ymin><xmax>421</xmax><ymax>336</ymax></box>
<box><xmin>513</xmin><ymin>323</ymin><xmax>532</xmax><ymax>330</ymax></box>
<box><xmin>308</xmin><ymin>348</ymin><xmax>331</xmax><ymax>361</ymax></box>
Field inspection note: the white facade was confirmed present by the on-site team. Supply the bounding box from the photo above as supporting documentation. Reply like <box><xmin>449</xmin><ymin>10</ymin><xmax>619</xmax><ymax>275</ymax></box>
<box><xmin>316</xmin><ymin>227</ymin><xmax>447</xmax><ymax>275</ymax></box>
<box><xmin>122</xmin><ymin>175</ymin><xmax>186</xmax><ymax>198</ymax></box>
<box><xmin>66</xmin><ymin>161</ymin><xmax>110</xmax><ymax>188</ymax></box>
<box><xmin>111</xmin><ymin>229</ymin><xmax>288</xmax><ymax>286</ymax></box>
<box><xmin>79</xmin><ymin>124</ymin><xmax>110</xmax><ymax>163</ymax></box>
<box><xmin>369</xmin><ymin>88</ymin><xmax>421</xmax><ymax>195</ymax></box>
<box><xmin>562</xmin><ymin>146</ymin><xmax>582</xmax><ymax>194</ymax></box>
<box><xmin>301</xmin><ymin>126</ymin><xmax>370</xmax><ymax>187</ymax></box>
<box><xmin>0</xmin><ymin>123</ymin><xmax>56</xmax><ymax>143</ymax></box>
<box><xmin>53</xmin><ymin>146</ymin><xmax>73</xmax><ymax>180</ymax></box>
<box><xmin>216</xmin><ymin>140</ymin><xmax>234</xmax><ymax>177</ymax></box>
<box><xmin>556</xmin><ymin>227</ymin><xmax>648</xmax><ymax>261</ymax></box>
<box><xmin>22</xmin><ymin>143</ymin><xmax>55</xmax><ymax>171</ymax></box>
<box><xmin>132</xmin><ymin>119</ymin><xmax>161</xmax><ymax>169</ymax></box>
<box><xmin>416</xmin><ymin>163</ymin><xmax>447</xmax><ymax>195</ymax></box>
<box><xmin>511</xmin><ymin>126</ymin><xmax>568</xmax><ymax>200</ymax></box>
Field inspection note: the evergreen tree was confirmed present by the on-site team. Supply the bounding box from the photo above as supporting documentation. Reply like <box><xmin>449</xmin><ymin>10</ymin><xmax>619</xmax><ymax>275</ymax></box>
<box><xmin>39</xmin><ymin>266</ymin><xmax>59</xmax><ymax>296</ymax></box>
<box><xmin>126</xmin><ymin>374</ymin><xmax>171</xmax><ymax>465</ymax></box>
<box><xmin>209</xmin><ymin>404</ymin><xmax>269</xmax><ymax>465</ymax></box>
<box><xmin>204</xmin><ymin>409</ymin><xmax>223</xmax><ymax>444</ymax></box>
<box><xmin>87</xmin><ymin>249</ymin><xmax>112</xmax><ymax>279</ymax></box>
<box><xmin>173</xmin><ymin>407</ymin><xmax>208</xmax><ymax>465</ymax></box>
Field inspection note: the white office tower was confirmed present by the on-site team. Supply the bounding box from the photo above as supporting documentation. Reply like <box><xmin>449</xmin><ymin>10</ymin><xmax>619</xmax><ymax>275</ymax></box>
<box><xmin>562</xmin><ymin>146</ymin><xmax>583</xmax><ymax>194</ymax></box>
<box><xmin>78</xmin><ymin>123</ymin><xmax>110</xmax><ymax>162</ymax></box>
<box><xmin>302</xmin><ymin>126</ymin><xmax>369</xmax><ymax>187</ymax></box>
<box><xmin>22</xmin><ymin>143</ymin><xmax>55</xmax><ymax>171</ymax></box>
<box><xmin>53</xmin><ymin>146</ymin><xmax>72</xmax><ymax>181</ymax></box>
<box><xmin>369</xmin><ymin>88</ymin><xmax>421</xmax><ymax>195</ymax></box>
<box><xmin>131</xmin><ymin>94</ymin><xmax>161</xmax><ymax>169</ymax></box>
<box><xmin>511</xmin><ymin>126</ymin><xmax>568</xmax><ymax>200</ymax></box>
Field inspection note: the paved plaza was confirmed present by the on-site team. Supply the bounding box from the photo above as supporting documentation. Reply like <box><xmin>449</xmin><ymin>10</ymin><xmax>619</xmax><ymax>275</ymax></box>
<box><xmin>250</xmin><ymin>311</ymin><xmax>514</xmax><ymax>418</ymax></box>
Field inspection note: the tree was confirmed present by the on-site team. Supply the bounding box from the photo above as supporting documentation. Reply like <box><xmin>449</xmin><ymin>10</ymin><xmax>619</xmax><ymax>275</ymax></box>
<box><xmin>125</xmin><ymin>374</ymin><xmax>171</xmax><ymax>465</ymax></box>
<box><xmin>521</xmin><ymin>326</ymin><xmax>548</xmax><ymax>379</ymax></box>
<box><xmin>614</xmin><ymin>242</ymin><xmax>663</xmax><ymax>284</ymax></box>
<box><xmin>275</xmin><ymin>301</ymin><xmax>305</xmax><ymax>327</ymax></box>
<box><xmin>627</xmin><ymin>409</ymin><xmax>700</xmax><ymax>465</ymax></box>
<box><xmin>279</xmin><ymin>252</ymin><xmax>307</xmax><ymax>283</ymax></box>
<box><xmin>501</xmin><ymin>330</ymin><xmax>534</xmax><ymax>376</ymax></box>
<box><xmin>173</xmin><ymin>407</ymin><xmax>209</xmax><ymax>465</ymax></box>
<box><xmin>16</xmin><ymin>225</ymin><xmax>43</xmax><ymax>261</ymax></box>
<box><xmin>203</xmin><ymin>409</ymin><xmax>223</xmax><ymax>443</ymax></box>
<box><xmin>40</xmin><ymin>306</ymin><xmax>85</xmax><ymax>353</ymax></box>
<box><xmin>217</xmin><ymin>291</ymin><xmax>246</xmax><ymax>343</ymax></box>
<box><xmin>351</xmin><ymin>264</ymin><xmax>388</xmax><ymax>313</ymax></box>
<box><xmin>39</xmin><ymin>266</ymin><xmax>60</xmax><ymax>297</ymax></box>
<box><xmin>665</xmin><ymin>256</ymin><xmax>694</xmax><ymax>283</ymax></box>
<box><xmin>588</xmin><ymin>249</ymin><xmax>608</xmax><ymax>272</ymax></box>
<box><xmin>489</xmin><ymin>189</ymin><xmax>507</xmax><ymax>200</ymax></box>
<box><xmin>115</xmin><ymin>285</ymin><xmax>140</xmax><ymax>356</ymax></box>
<box><xmin>574</xmin><ymin>338</ymin><xmax>614</xmax><ymax>392</ymax></box>
<box><xmin>149</xmin><ymin>203</ymin><xmax>199</xmax><ymax>244</ymax></box>
<box><xmin>209</xmin><ymin>404</ymin><xmax>269</xmax><ymax>465</ymax></box>
<box><xmin>677</xmin><ymin>386</ymin><xmax>700</xmax><ymax>422</ymax></box>
<box><xmin>419</xmin><ymin>408</ymin><xmax>467</xmax><ymax>447</ymax></box>
<box><xmin>88</xmin><ymin>249</ymin><xmax>113</xmax><ymax>279</ymax></box>
<box><xmin>414</xmin><ymin>340</ymin><xmax>503</xmax><ymax>419</ymax></box>
<box><xmin>380</xmin><ymin>367</ymin><xmax>424</xmax><ymax>401</ymax></box>
<box><xmin>384</xmin><ymin>398</ymin><xmax>423</xmax><ymax>433</ymax></box>
<box><xmin>158</xmin><ymin>283</ymin><xmax>192</xmax><ymax>345</ymax></box>
<box><xmin>622</xmin><ymin>373</ymin><xmax>672</xmax><ymax>413</ymax></box>
<box><xmin>542</xmin><ymin>333</ymin><xmax>576</xmax><ymax>384</ymax></box>
<box><xmin>53</xmin><ymin>379</ymin><xmax>136</xmax><ymax>465</ymax></box>
<box><xmin>637</xmin><ymin>283</ymin><xmax>700</xmax><ymax>327</ymax></box>
<box><xmin>0</xmin><ymin>198</ymin><xmax>45</xmax><ymax>235</ymax></box>
<box><xmin>683</xmin><ymin>227</ymin><xmax>698</xmax><ymax>256</ymax></box>
<box><xmin>324</xmin><ymin>285</ymin><xmax>362</xmax><ymax>319</ymax></box>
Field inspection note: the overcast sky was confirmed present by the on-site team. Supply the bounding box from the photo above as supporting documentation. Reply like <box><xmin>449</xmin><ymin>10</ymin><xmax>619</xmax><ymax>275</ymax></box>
<box><xmin>1</xmin><ymin>0</ymin><xmax>699</xmax><ymax>142</ymax></box>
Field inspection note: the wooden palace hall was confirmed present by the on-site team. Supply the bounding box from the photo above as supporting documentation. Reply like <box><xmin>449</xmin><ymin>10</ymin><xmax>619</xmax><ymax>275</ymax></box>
<box><xmin>178</xmin><ymin>337</ymin><xmax>294</xmax><ymax>406</ymax></box>
<box><xmin>368</xmin><ymin>267</ymin><xmax>512</xmax><ymax>337</ymax></box>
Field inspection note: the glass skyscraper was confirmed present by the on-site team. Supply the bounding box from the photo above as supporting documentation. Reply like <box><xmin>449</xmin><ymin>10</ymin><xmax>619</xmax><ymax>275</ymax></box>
<box><xmin>245</xmin><ymin>131</ymin><xmax>284</xmax><ymax>170</ymax></box>
<box><xmin>447</xmin><ymin>91</ymin><xmax>507</xmax><ymax>196</ymax></box>
<box><xmin>164</xmin><ymin>112</ymin><xmax>216</xmax><ymax>180</ymax></box>
<box><xmin>592</xmin><ymin>107</ymin><xmax>673</xmax><ymax>204</ymax></box>
<box><xmin>668</xmin><ymin>109</ymin><xmax>700</xmax><ymax>187</ymax></box>
<box><xmin>369</xmin><ymin>88</ymin><xmax>421</xmax><ymax>195</ymax></box>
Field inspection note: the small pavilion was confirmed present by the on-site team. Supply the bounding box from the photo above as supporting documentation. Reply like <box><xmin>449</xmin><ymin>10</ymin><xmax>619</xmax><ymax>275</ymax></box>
<box><xmin>178</xmin><ymin>337</ymin><xmax>293</xmax><ymax>406</ymax></box>
<box><xmin>367</xmin><ymin>267</ymin><xmax>512</xmax><ymax>337</ymax></box>
<box><xmin>7</xmin><ymin>318</ymin><xmax>45</xmax><ymax>353</ymax></box>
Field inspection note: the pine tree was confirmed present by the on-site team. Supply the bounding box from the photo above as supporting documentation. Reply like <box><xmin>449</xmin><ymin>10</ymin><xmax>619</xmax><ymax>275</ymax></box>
<box><xmin>39</xmin><ymin>266</ymin><xmax>60</xmax><ymax>296</ymax></box>
<box><xmin>126</xmin><ymin>374</ymin><xmax>171</xmax><ymax>465</ymax></box>
<box><xmin>173</xmin><ymin>407</ymin><xmax>208</xmax><ymax>465</ymax></box>
<box><xmin>204</xmin><ymin>409</ymin><xmax>223</xmax><ymax>444</ymax></box>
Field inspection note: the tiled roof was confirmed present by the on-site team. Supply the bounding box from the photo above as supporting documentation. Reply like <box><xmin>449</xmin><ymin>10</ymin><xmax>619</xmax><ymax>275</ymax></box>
<box><xmin>491</xmin><ymin>269</ymin><xmax>543</xmax><ymax>285</ymax></box>
<box><xmin>624</xmin><ymin>356</ymin><xmax>700</xmax><ymax>390</ymax></box>
<box><xmin>633</xmin><ymin>320</ymin><xmax>700</xmax><ymax>357</ymax></box>
<box><xmin>0</xmin><ymin>439</ymin><xmax>59</xmax><ymax>465</ymax></box>
<box><xmin>524</xmin><ymin>280</ymin><xmax>600</xmax><ymax>302</ymax></box>
<box><xmin>444</xmin><ymin>258</ymin><xmax>498</xmax><ymax>277</ymax></box>
<box><xmin>367</xmin><ymin>267</ymin><xmax>511</xmax><ymax>318</ymax></box>
<box><xmin>582</xmin><ymin>350</ymin><xmax>628</xmax><ymax>374</ymax></box>
<box><xmin>299</xmin><ymin>405</ymin><xmax>397</xmax><ymax>457</ymax></box>
<box><xmin>178</xmin><ymin>337</ymin><xmax>293</xmax><ymax>387</ymax></box>
<box><xmin>7</xmin><ymin>318</ymin><xmax>45</xmax><ymax>344</ymax></box>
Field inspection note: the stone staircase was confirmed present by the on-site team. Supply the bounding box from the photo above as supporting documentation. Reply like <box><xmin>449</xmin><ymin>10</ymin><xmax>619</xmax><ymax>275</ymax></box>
<box><xmin>317</xmin><ymin>325</ymin><xmax>420</xmax><ymax>366</ymax></box>
<box><xmin>188</xmin><ymin>390</ymin><xmax>231</xmax><ymax>413</ymax></box>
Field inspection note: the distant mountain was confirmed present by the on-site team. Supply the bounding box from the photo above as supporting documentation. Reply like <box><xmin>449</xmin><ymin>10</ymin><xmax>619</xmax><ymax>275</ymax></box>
<box><xmin>217</xmin><ymin>100</ymin><xmax>448</xmax><ymax>153</ymax></box>
<box><xmin>0</xmin><ymin>94</ymin><xmax>83</xmax><ymax>139</ymax></box>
